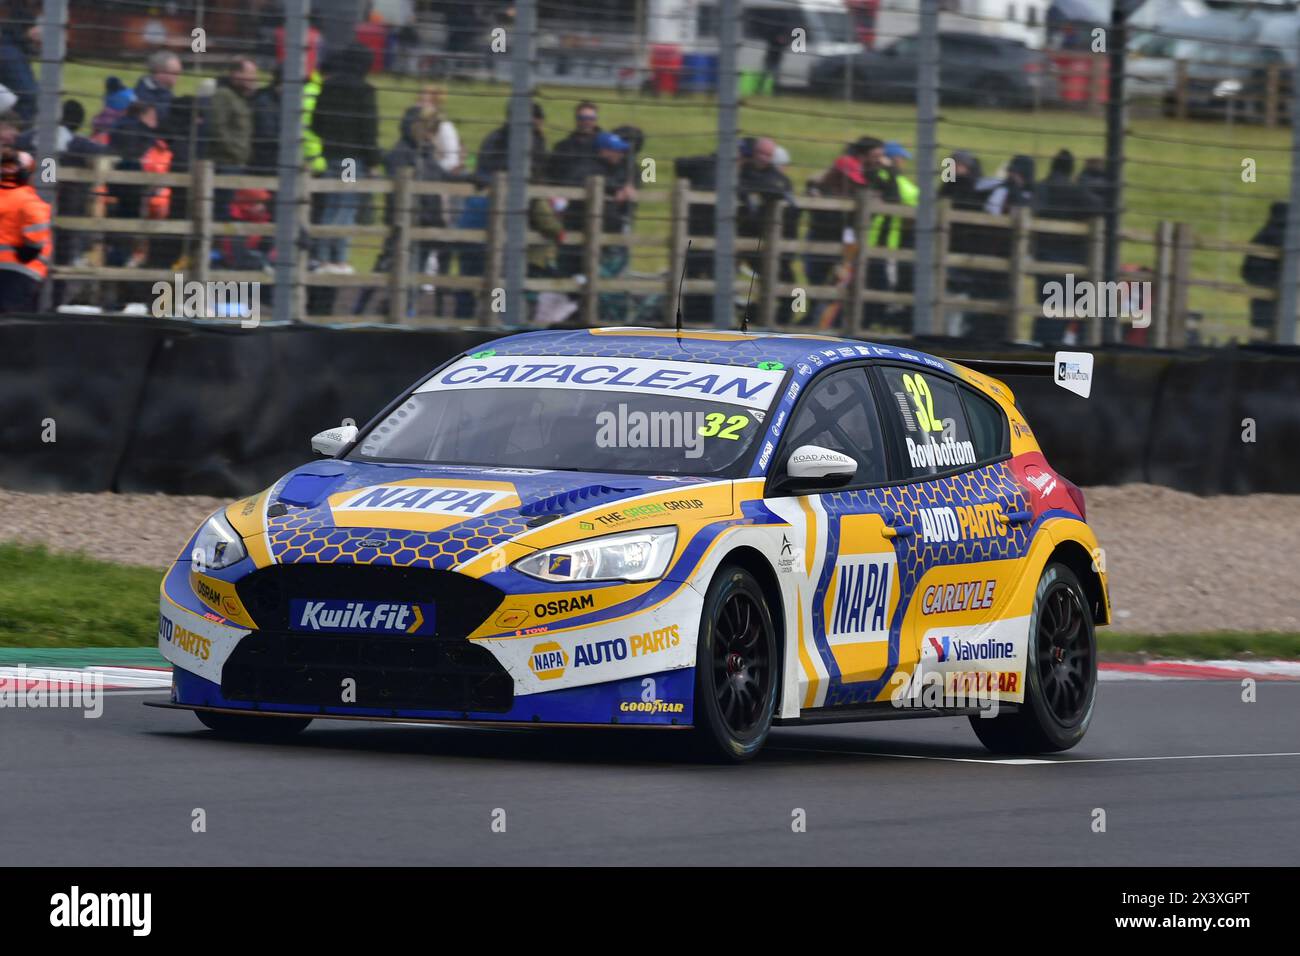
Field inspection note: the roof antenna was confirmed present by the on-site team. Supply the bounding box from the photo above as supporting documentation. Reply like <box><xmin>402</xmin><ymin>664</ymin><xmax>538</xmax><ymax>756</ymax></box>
<box><xmin>674</xmin><ymin>239</ymin><xmax>691</xmax><ymax>342</ymax></box>
<box><xmin>741</xmin><ymin>233</ymin><xmax>762</xmax><ymax>333</ymax></box>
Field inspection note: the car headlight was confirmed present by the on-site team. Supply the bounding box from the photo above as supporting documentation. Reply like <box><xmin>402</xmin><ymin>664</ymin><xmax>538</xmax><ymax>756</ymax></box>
<box><xmin>192</xmin><ymin>512</ymin><xmax>248</xmax><ymax>571</ymax></box>
<box><xmin>513</xmin><ymin>527</ymin><xmax>678</xmax><ymax>583</ymax></box>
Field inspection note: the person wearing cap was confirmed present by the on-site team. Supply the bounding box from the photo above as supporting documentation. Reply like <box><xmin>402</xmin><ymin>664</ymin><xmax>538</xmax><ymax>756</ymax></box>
<box><xmin>0</xmin><ymin>147</ymin><xmax>51</xmax><ymax>312</ymax></box>
<box><xmin>882</xmin><ymin>141</ymin><xmax>918</xmax><ymax>204</ymax></box>
<box><xmin>592</xmin><ymin>131</ymin><xmax>638</xmax><ymax>312</ymax></box>
<box><xmin>804</xmin><ymin>153</ymin><xmax>864</xmax><ymax>292</ymax></box>
<box><xmin>92</xmin><ymin>77</ymin><xmax>136</xmax><ymax>145</ymax></box>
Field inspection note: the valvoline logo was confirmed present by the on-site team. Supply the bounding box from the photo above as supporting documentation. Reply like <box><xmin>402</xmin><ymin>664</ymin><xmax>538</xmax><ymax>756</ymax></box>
<box><xmin>925</xmin><ymin>635</ymin><xmax>1014</xmax><ymax>663</ymax></box>
<box><xmin>289</xmin><ymin>600</ymin><xmax>435</xmax><ymax>635</ymax></box>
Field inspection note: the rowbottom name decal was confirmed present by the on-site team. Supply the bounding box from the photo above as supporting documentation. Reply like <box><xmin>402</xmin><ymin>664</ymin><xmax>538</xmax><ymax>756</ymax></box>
<box><xmin>420</xmin><ymin>355</ymin><xmax>786</xmax><ymax>409</ymax></box>
<box><xmin>906</xmin><ymin>436</ymin><xmax>976</xmax><ymax>470</ymax></box>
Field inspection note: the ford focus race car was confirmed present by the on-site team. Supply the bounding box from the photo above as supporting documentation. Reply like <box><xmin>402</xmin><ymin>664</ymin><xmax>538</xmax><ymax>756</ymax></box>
<box><xmin>152</xmin><ymin>328</ymin><xmax>1108</xmax><ymax>761</ymax></box>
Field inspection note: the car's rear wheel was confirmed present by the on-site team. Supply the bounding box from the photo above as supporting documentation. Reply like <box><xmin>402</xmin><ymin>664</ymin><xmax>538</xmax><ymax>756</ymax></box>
<box><xmin>197</xmin><ymin>710</ymin><xmax>312</xmax><ymax>741</ymax></box>
<box><xmin>692</xmin><ymin>565</ymin><xmax>778</xmax><ymax>762</ymax></box>
<box><xmin>969</xmin><ymin>562</ymin><xmax>1096</xmax><ymax>754</ymax></box>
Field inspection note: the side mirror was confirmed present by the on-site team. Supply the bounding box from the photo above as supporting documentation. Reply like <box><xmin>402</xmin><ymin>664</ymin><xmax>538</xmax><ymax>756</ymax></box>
<box><xmin>782</xmin><ymin>444</ymin><xmax>857</xmax><ymax>491</ymax></box>
<box><xmin>310</xmin><ymin>424</ymin><xmax>358</xmax><ymax>457</ymax></box>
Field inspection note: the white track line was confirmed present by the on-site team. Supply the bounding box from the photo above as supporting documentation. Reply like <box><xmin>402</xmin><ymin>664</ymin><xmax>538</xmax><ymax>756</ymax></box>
<box><xmin>771</xmin><ymin>747</ymin><xmax>1300</xmax><ymax>766</ymax></box>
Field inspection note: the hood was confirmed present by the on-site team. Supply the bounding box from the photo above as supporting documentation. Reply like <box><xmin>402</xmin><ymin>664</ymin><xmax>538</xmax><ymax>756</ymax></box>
<box><xmin>229</xmin><ymin>459</ymin><xmax>732</xmax><ymax>572</ymax></box>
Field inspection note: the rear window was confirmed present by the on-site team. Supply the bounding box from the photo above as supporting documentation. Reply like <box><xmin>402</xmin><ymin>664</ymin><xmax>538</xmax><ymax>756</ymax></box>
<box><xmin>959</xmin><ymin>385</ymin><xmax>1009</xmax><ymax>461</ymax></box>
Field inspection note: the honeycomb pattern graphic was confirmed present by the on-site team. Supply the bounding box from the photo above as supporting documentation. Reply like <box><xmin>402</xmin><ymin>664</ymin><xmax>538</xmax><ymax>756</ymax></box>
<box><xmin>266</xmin><ymin>469</ymin><xmax>615</xmax><ymax>570</ymax></box>
<box><xmin>812</xmin><ymin>460</ymin><xmax>1031</xmax><ymax>707</ymax></box>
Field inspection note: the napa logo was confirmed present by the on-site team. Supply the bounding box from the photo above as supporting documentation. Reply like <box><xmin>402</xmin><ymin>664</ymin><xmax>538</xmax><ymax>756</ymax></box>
<box><xmin>829</xmin><ymin>557</ymin><xmax>893</xmax><ymax>643</ymax></box>
<box><xmin>529</xmin><ymin>641</ymin><xmax>569</xmax><ymax>680</ymax></box>
<box><xmin>336</xmin><ymin>484</ymin><xmax>509</xmax><ymax>516</ymax></box>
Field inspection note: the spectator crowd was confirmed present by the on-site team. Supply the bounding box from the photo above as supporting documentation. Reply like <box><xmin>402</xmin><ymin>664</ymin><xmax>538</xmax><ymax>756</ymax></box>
<box><xmin>2</xmin><ymin>1</ymin><xmax>1280</xmax><ymax>336</ymax></box>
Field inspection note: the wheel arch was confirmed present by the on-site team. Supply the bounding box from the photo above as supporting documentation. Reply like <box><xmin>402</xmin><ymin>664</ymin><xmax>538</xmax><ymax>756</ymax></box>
<box><xmin>1046</xmin><ymin>540</ymin><xmax>1109</xmax><ymax>626</ymax></box>
<box><xmin>715</xmin><ymin>545</ymin><xmax>786</xmax><ymax>666</ymax></box>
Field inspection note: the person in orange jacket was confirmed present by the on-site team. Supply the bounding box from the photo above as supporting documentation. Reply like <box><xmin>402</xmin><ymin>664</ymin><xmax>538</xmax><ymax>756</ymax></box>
<box><xmin>0</xmin><ymin>148</ymin><xmax>51</xmax><ymax>312</ymax></box>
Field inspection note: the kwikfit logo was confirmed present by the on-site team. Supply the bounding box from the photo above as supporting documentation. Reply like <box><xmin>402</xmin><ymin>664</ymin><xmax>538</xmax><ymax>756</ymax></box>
<box><xmin>290</xmin><ymin>600</ymin><xmax>434</xmax><ymax>634</ymax></box>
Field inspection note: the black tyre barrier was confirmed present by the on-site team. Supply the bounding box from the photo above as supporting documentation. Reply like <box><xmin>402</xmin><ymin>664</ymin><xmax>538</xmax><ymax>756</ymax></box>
<box><xmin>1</xmin><ymin>316</ymin><xmax>1296</xmax><ymax>498</ymax></box>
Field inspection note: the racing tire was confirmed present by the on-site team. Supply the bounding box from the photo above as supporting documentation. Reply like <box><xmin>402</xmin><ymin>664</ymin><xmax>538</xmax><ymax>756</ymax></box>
<box><xmin>969</xmin><ymin>562</ymin><xmax>1096</xmax><ymax>754</ymax></box>
<box><xmin>196</xmin><ymin>710</ymin><xmax>313</xmax><ymax>741</ymax></box>
<box><xmin>691</xmin><ymin>565</ymin><xmax>779</xmax><ymax>763</ymax></box>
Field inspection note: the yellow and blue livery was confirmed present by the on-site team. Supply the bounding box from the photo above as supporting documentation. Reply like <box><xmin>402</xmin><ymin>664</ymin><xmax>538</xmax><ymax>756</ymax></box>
<box><xmin>152</xmin><ymin>328</ymin><xmax>1108</xmax><ymax>761</ymax></box>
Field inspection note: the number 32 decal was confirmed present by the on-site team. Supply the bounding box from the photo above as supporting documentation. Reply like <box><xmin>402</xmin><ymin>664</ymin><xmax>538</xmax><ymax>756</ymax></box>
<box><xmin>902</xmin><ymin>373</ymin><xmax>944</xmax><ymax>433</ymax></box>
<box><xmin>698</xmin><ymin>413</ymin><xmax>749</xmax><ymax>440</ymax></box>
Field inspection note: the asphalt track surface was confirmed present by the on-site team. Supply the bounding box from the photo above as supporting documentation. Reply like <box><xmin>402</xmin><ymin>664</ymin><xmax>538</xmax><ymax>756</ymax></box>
<box><xmin>3</xmin><ymin>681</ymin><xmax>1297</xmax><ymax>866</ymax></box>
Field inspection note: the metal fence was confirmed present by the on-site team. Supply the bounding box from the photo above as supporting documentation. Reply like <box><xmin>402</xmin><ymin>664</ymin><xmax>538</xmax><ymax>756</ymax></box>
<box><xmin>9</xmin><ymin>0</ymin><xmax>1300</xmax><ymax>344</ymax></box>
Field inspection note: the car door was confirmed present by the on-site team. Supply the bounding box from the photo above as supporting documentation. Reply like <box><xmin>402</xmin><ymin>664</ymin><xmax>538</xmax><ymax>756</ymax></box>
<box><xmin>764</xmin><ymin>365</ymin><xmax>907</xmax><ymax>707</ymax></box>
<box><xmin>868</xmin><ymin>364</ymin><xmax>1034</xmax><ymax>703</ymax></box>
<box><xmin>870</xmin><ymin>36</ymin><xmax>919</xmax><ymax>101</ymax></box>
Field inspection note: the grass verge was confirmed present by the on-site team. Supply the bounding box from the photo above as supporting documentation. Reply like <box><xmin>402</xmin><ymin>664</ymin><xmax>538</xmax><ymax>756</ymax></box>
<box><xmin>2</xmin><ymin>541</ymin><xmax>1297</xmax><ymax>659</ymax></box>
<box><xmin>0</xmin><ymin>542</ymin><xmax>160</xmax><ymax>648</ymax></box>
<box><xmin>1099</xmin><ymin>631</ymin><xmax>1300</xmax><ymax>661</ymax></box>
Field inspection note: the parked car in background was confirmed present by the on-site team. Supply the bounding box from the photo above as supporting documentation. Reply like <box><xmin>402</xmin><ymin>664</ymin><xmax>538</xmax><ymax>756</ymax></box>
<box><xmin>809</xmin><ymin>31</ymin><xmax>1059</xmax><ymax>107</ymax></box>
<box><xmin>1161</xmin><ymin>42</ymin><xmax>1294</xmax><ymax>123</ymax></box>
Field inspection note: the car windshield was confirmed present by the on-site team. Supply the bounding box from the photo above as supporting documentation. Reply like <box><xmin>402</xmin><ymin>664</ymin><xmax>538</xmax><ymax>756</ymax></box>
<box><xmin>350</xmin><ymin>354</ymin><xmax>788</xmax><ymax>477</ymax></box>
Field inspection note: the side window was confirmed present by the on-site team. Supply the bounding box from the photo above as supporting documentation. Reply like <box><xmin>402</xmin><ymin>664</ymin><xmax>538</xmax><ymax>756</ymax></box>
<box><xmin>876</xmin><ymin>366</ymin><xmax>979</xmax><ymax>478</ymax></box>
<box><xmin>959</xmin><ymin>385</ymin><xmax>1009</xmax><ymax>462</ymax></box>
<box><xmin>779</xmin><ymin>367</ymin><xmax>887</xmax><ymax>486</ymax></box>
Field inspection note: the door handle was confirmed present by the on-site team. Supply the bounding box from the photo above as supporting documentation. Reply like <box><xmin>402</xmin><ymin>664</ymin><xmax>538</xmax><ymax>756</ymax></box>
<box><xmin>881</xmin><ymin>522</ymin><xmax>914</xmax><ymax>540</ymax></box>
<box><xmin>1000</xmin><ymin>506</ymin><xmax>1033</xmax><ymax>525</ymax></box>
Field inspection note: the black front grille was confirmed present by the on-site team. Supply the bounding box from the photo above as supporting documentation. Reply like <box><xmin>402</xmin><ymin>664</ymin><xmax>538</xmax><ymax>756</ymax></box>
<box><xmin>222</xmin><ymin>632</ymin><xmax>513</xmax><ymax>712</ymax></box>
<box><xmin>236</xmin><ymin>563</ymin><xmax>503</xmax><ymax>638</ymax></box>
<box><xmin>226</xmin><ymin>564</ymin><xmax>512</xmax><ymax>712</ymax></box>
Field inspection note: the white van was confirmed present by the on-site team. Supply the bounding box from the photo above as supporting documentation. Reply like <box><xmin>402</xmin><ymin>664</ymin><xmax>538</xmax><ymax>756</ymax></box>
<box><xmin>875</xmin><ymin>0</ymin><xmax>1050</xmax><ymax>52</ymax></box>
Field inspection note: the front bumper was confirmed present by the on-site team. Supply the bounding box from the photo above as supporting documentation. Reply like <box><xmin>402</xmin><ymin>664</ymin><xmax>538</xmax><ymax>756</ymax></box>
<box><xmin>158</xmin><ymin>559</ymin><xmax>701</xmax><ymax>727</ymax></box>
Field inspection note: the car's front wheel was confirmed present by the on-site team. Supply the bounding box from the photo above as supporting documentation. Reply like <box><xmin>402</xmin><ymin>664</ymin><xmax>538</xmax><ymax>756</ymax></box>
<box><xmin>197</xmin><ymin>710</ymin><xmax>313</xmax><ymax>741</ymax></box>
<box><xmin>969</xmin><ymin>561</ymin><xmax>1096</xmax><ymax>754</ymax></box>
<box><xmin>692</xmin><ymin>565</ymin><xmax>779</xmax><ymax>762</ymax></box>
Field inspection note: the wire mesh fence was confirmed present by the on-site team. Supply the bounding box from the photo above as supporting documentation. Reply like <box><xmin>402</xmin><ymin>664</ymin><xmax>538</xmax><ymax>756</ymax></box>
<box><xmin>3</xmin><ymin>0</ymin><xmax>1298</xmax><ymax>344</ymax></box>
